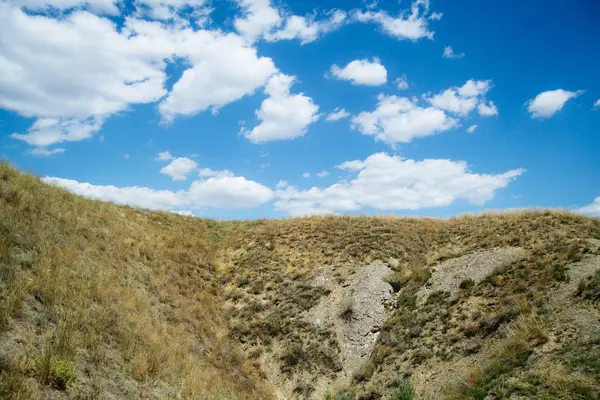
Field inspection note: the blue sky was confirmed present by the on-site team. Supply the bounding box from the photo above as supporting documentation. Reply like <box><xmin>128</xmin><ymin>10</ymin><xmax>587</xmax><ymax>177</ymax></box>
<box><xmin>1</xmin><ymin>0</ymin><xmax>599</xmax><ymax>218</ymax></box>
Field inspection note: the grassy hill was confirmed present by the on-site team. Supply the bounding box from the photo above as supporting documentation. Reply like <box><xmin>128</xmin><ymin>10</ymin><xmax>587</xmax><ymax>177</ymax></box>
<box><xmin>1</xmin><ymin>162</ymin><xmax>599</xmax><ymax>399</ymax></box>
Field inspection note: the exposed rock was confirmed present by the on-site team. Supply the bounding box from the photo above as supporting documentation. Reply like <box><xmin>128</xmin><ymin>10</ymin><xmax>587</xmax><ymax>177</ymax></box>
<box><xmin>308</xmin><ymin>261</ymin><xmax>393</xmax><ymax>378</ymax></box>
<box><xmin>416</xmin><ymin>247</ymin><xmax>527</xmax><ymax>305</ymax></box>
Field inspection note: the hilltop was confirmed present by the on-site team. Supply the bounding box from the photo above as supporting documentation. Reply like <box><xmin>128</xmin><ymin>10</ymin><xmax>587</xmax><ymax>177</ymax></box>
<box><xmin>1</xmin><ymin>162</ymin><xmax>599</xmax><ymax>400</ymax></box>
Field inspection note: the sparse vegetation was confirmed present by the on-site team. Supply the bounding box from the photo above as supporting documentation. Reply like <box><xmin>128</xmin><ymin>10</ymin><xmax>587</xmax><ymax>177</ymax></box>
<box><xmin>1</xmin><ymin>163</ymin><xmax>600</xmax><ymax>399</ymax></box>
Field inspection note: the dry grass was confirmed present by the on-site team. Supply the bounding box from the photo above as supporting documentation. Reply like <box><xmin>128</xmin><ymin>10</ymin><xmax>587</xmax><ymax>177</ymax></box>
<box><xmin>1</xmin><ymin>162</ymin><xmax>600</xmax><ymax>399</ymax></box>
<box><xmin>0</xmin><ymin>162</ymin><xmax>272</xmax><ymax>399</ymax></box>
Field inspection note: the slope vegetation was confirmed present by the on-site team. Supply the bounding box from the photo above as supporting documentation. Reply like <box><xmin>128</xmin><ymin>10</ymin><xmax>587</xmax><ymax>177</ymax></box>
<box><xmin>1</xmin><ymin>163</ymin><xmax>599</xmax><ymax>399</ymax></box>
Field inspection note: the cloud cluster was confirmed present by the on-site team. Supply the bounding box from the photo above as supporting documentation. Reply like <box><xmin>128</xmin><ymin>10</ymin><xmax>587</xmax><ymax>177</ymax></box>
<box><xmin>350</xmin><ymin>79</ymin><xmax>498</xmax><ymax>145</ymax></box>
<box><xmin>2</xmin><ymin>3</ymin><xmax>279</xmax><ymax>154</ymax></box>
<box><xmin>43</xmin><ymin>172</ymin><xmax>273</xmax><ymax>212</ymax></box>
<box><xmin>352</xmin><ymin>0</ymin><xmax>440</xmax><ymax>41</ymax></box>
<box><xmin>233</xmin><ymin>0</ymin><xmax>346</xmax><ymax>44</ymax></box>
<box><xmin>275</xmin><ymin>152</ymin><xmax>524</xmax><ymax>216</ymax></box>
<box><xmin>43</xmin><ymin>149</ymin><xmax>524</xmax><ymax>216</ymax></box>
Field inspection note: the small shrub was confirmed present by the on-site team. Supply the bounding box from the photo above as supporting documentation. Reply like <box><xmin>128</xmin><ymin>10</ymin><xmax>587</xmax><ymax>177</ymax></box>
<box><xmin>576</xmin><ymin>270</ymin><xmax>600</xmax><ymax>301</ymax></box>
<box><xmin>49</xmin><ymin>360</ymin><xmax>76</xmax><ymax>390</ymax></box>
<box><xmin>425</xmin><ymin>290</ymin><xmax>450</xmax><ymax>305</ymax></box>
<box><xmin>337</xmin><ymin>393</ymin><xmax>356</xmax><ymax>400</ymax></box>
<box><xmin>459</xmin><ymin>279</ymin><xmax>474</xmax><ymax>290</ymax></box>
<box><xmin>338</xmin><ymin>298</ymin><xmax>354</xmax><ymax>322</ymax></box>
<box><xmin>390</xmin><ymin>377</ymin><xmax>417</xmax><ymax>400</ymax></box>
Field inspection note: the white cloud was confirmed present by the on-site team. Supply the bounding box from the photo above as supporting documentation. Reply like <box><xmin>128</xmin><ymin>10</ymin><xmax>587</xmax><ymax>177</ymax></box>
<box><xmin>233</xmin><ymin>0</ymin><xmax>346</xmax><ymax>44</ymax></box>
<box><xmin>466</xmin><ymin>124</ymin><xmax>478</xmax><ymax>133</ymax></box>
<box><xmin>11</xmin><ymin>118</ymin><xmax>103</xmax><ymax>148</ymax></box>
<box><xmin>43</xmin><ymin>172</ymin><xmax>273</xmax><ymax>212</ymax></box>
<box><xmin>6</xmin><ymin>0</ymin><xmax>119</xmax><ymax>14</ymax></box>
<box><xmin>594</xmin><ymin>99</ymin><xmax>600</xmax><ymax>109</ymax></box>
<box><xmin>330</xmin><ymin>58</ymin><xmax>387</xmax><ymax>86</ymax></box>
<box><xmin>443</xmin><ymin>46</ymin><xmax>465</xmax><ymax>59</ymax></box>
<box><xmin>160</xmin><ymin>157</ymin><xmax>198</xmax><ymax>180</ymax></box>
<box><xmin>302</xmin><ymin>172</ymin><xmax>311</xmax><ymax>178</ymax></box>
<box><xmin>233</xmin><ymin>0</ymin><xmax>283</xmax><ymax>42</ymax></box>
<box><xmin>198</xmin><ymin>168</ymin><xmax>235</xmax><ymax>178</ymax></box>
<box><xmin>156</xmin><ymin>28</ymin><xmax>277</xmax><ymax>121</ymax></box>
<box><xmin>134</xmin><ymin>0</ymin><xmax>210</xmax><ymax>20</ymax></box>
<box><xmin>264</xmin><ymin>10</ymin><xmax>347</xmax><ymax>44</ymax></box>
<box><xmin>352</xmin><ymin>0</ymin><xmax>439</xmax><ymax>41</ymax></box>
<box><xmin>326</xmin><ymin>107</ymin><xmax>350</xmax><ymax>122</ymax></box>
<box><xmin>275</xmin><ymin>152</ymin><xmax>524</xmax><ymax>216</ymax></box>
<box><xmin>0</xmin><ymin>6</ymin><xmax>168</xmax><ymax>121</ymax></box>
<box><xmin>395</xmin><ymin>75</ymin><xmax>409</xmax><ymax>90</ymax></box>
<box><xmin>478</xmin><ymin>101</ymin><xmax>499</xmax><ymax>116</ymax></box>
<box><xmin>43</xmin><ymin>177</ymin><xmax>189</xmax><ymax>211</ymax></box>
<box><xmin>1</xmin><ymin>3</ymin><xmax>280</xmax><ymax>151</ymax></box>
<box><xmin>30</xmin><ymin>147</ymin><xmax>66</xmax><ymax>156</ymax></box>
<box><xmin>427</xmin><ymin>80</ymin><xmax>493</xmax><ymax>116</ymax></box>
<box><xmin>156</xmin><ymin>151</ymin><xmax>174</xmax><ymax>161</ymax></box>
<box><xmin>316</xmin><ymin>171</ymin><xmax>329</xmax><ymax>177</ymax></box>
<box><xmin>526</xmin><ymin>89</ymin><xmax>584</xmax><ymax>118</ymax></box>
<box><xmin>352</xmin><ymin>79</ymin><xmax>498</xmax><ymax>145</ymax></box>
<box><xmin>187</xmin><ymin>176</ymin><xmax>273</xmax><ymax>209</ymax></box>
<box><xmin>352</xmin><ymin>94</ymin><xmax>458</xmax><ymax>144</ymax></box>
<box><xmin>576</xmin><ymin>197</ymin><xmax>600</xmax><ymax>217</ymax></box>
<box><xmin>242</xmin><ymin>73</ymin><xmax>319</xmax><ymax>143</ymax></box>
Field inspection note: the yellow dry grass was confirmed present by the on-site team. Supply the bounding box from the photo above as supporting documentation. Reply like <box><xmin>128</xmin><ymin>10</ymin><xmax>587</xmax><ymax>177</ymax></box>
<box><xmin>0</xmin><ymin>162</ymin><xmax>272</xmax><ymax>399</ymax></box>
<box><xmin>1</xmin><ymin>162</ymin><xmax>600</xmax><ymax>400</ymax></box>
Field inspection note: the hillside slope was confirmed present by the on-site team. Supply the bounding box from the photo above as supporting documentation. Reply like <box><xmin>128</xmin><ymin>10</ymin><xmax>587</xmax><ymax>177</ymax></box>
<box><xmin>1</xmin><ymin>163</ymin><xmax>599</xmax><ymax>400</ymax></box>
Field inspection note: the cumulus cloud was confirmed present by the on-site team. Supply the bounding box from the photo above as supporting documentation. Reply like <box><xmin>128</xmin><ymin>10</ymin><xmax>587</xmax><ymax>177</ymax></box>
<box><xmin>1</xmin><ymin>2</ymin><xmax>278</xmax><ymax>151</ymax></box>
<box><xmin>352</xmin><ymin>80</ymin><xmax>497</xmax><ymax>145</ymax></box>
<box><xmin>275</xmin><ymin>152</ymin><xmax>524</xmax><ymax>216</ymax></box>
<box><xmin>427</xmin><ymin>80</ymin><xmax>493</xmax><ymax>116</ymax></box>
<box><xmin>43</xmin><ymin>172</ymin><xmax>273</xmax><ymax>212</ymax></box>
<box><xmin>478</xmin><ymin>101</ymin><xmax>499</xmax><ymax>116</ymax></box>
<box><xmin>6</xmin><ymin>0</ymin><xmax>119</xmax><ymax>14</ymax></box>
<box><xmin>466</xmin><ymin>124</ymin><xmax>478</xmax><ymax>133</ymax></box>
<box><xmin>352</xmin><ymin>94</ymin><xmax>458</xmax><ymax>144</ymax></box>
<box><xmin>43</xmin><ymin>177</ymin><xmax>189</xmax><ymax>211</ymax></box>
<box><xmin>233</xmin><ymin>0</ymin><xmax>346</xmax><ymax>44</ymax></box>
<box><xmin>264</xmin><ymin>10</ymin><xmax>347</xmax><ymax>44</ymax></box>
<box><xmin>233</xmin><ymin>0</ymin><xmax>283</xmax><ymax>41</ymax></box>
<box><xmin>395</xmin><ymin>75</ymin><xmax>409</xmax><ymax>90</ymax></box>
<box><xmin>326</xmin><ymin>108</ymin><xmax>350</xmax><ymax>121</ymax></box>
<box><xmin>330</xmin><ymin>58</ymin><xmax>387</xmax><ymax>86</ymax></box>
<box><xmin>527</xmin><ymin>89</ymin><xmax>584</xmax><ymax>118</ymax></box>
<box><xmin>198</xmin><ymin>168</ymin><xmax>235</xmax><ymax>178</ymax></box>
<box><xmin>576</xmin><ymin>197</ymin><xmax>600</xmax><ymax>217</ymax></box>
<box><xmin>316</xmin><ymin>171</ymin><xmax>330</xmax><ymax>177</ymax></box>
<box><xmin>352</xmin><ymin>0</ymin><xmax>439</xmax><ymax>41</ymax></box>
<box><xmin>443</xmin><ymin>46</ymin><xmax>465</xmax><ymax>59</ymax></box>
<box><xmin>135</xmin><ymin>0</ymin><xmax>210</xmax><ymax>20</ymax></box>
<box><xmin>160</xmin><ymin>157</ymin><xmax>198</xmax><ymax>181</ymax></box>
<box><xmin>156</xmin><ymin>29</ymin><xmax>277</xmax><ymax>121</ymax></box>
<box><xmin>11</xmin><ymin>118</ymin><xmax>103</xmax><ymax>150</ymax></box>
<box><xmin>302</xmin><ymin>172</ymin><xmax>311</xmax><ymax>178</ymax></box>
<box><xmin>242</xmin><ymin>73</ymin><xmax>319</xmax><ymax>143</ymax></box>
